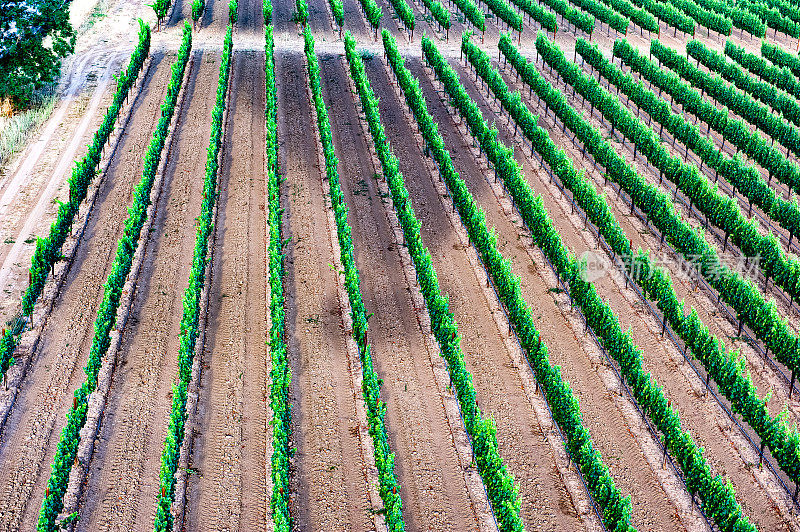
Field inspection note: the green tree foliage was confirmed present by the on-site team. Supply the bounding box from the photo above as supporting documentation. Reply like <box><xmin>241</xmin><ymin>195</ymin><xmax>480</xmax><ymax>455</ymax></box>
<box><xmin>762</xmin><ymin>40</ymin><xmax>800</xmax><ymax>82</ymax></box>
<box><xmin>328</xmin><ymin>0</ymin><xmax>345</xmax><ymax>26</ymax></box>
<box><xmin>263</xmin><ymin>24</ymin><xmax>292</xmax><ymax>531</ymax></box>
<box><xmin>740</xmin><ymin>0</ymin><xmax>800</xmax><ymax>37</ymax></box>
<box><xmin>509</xmin><ymin>0</ymin><xmax>557</xmax><ymax>32</ymax></box>
<box><xmin>421</xmin><ymin>0</ymin><xmax>451</xmax><ymax>29</ymax></box>
<box><xmin>599</xmin><ymin>0</ymin><xmax>658</xmax><ymax>32</ymax></box>
<box><xmin>570</xmin><ymin>0</ymin><xmax>629</xmax><ymax>31</ymax></box>
<box><xmin>37</xmin><ymin>23</ymin><xmax>192</xmax><ymax>532</ymax></box>
<box><xmin>665</xmin><ymin>0</ymin><xmax>731</xmax><ymax>34</ymax></box>
<box><xmin>653</xmin><ymin>40</ymin><xmax>800</xmax><ymax>163</ymax></box>
<box><xmin>387</xmin><ymin>0</ymin><xmax>415</xmax><ymax>30</ymax></box>
<box><xmin>693</xmin><ymin>0</ymin><xmax>764</xmax><ymax>36</ymax></box>
<box><xmin>482</xmin><ymin>0</ymin><xmax>524</xmax><ymax>31</ymax></box>
<box><xmin>355</xmin><ymin>0</ymin><xmax>383</xmax><ymax>29</ymax></box>
<box><xmin>537</xmin><ymin>0</ymin><xmax>595</xmax><ymax>33</ymax></box>
<box><xmin>229</xmin><ymin>0</ymin><xmax>238</xmax><ymax>22</ymax></box>
<box><xmin>0</xmin><ymin>0</ymin><xmax>75</xmax><ymax>105</ymax></box>
<box><xmin>151</xmin><ymin>0</ymin><xmax>173</xmax><ymax>25</ymax></box>
<box><xmin>153</xmin><ymin>24</ymin><xmax>232</xmax><ymax>532</ymax></box>
<box><xmin>687</xmin><ymin>39</ymin><xmax>800</xmax><ymax>130</ymax></box>
<box><xmin>627</xmin><ymin>0</ymin><xmax>694</xmax><ymax>33</ymax></box>
<box><xmin>451</xmin><ymin>0</ymin><xmax>487</xmax><ymax>30</ymax></box>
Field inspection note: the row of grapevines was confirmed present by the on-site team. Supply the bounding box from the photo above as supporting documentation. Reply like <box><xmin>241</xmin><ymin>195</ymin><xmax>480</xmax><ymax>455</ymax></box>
<box><xmin>265</xmin><ymin>0</ymin><xmax>273</xmax><ymax>24</ymax></box>
<box><xmin>230</xmin><ymin>0</ymin><xmax>238</xmax><ymax>22</ymax></box>
<box><xmin>740</xmin><ymin>0</ymin><xmax>800</xmax><ymax>37</ymax></box>
<box><xmin>306</xmin><ymin>29</ymin><xmax>405</xmax><ymax>531</ymax></box>
<box><xmin>655</xmin><ymin>42</ymin><xmax>800</xmax><ymax>248</ymax></box>
<box><xmin>263</xmin><ymin>23</ymin><xmax>291</xmax><ymax>532</ymax></box>
<box><xmin>688</xmin><ymin>39</ymin><xmax>800</xmax><ymax>130</ymax></box>
<box><xmin>329</xmin><ymin>0</ymin><xmax>345</xmax><ymax>27</ymax></box>
<box><xmin>367</xmin><ymin>29</ymin><xmax>528</xmax><ymax>532</ymax></box>
<box><xmin>510</xmin><ymin>0</ymin><xmax>558</xmax><ymax>31</ymax></box>
<box><xmin>584</xmin><ymin>39</ymin><xmax>800</xmax><ymax>300</ymax></box>
<box><xmin>502</xmin><ymin>33</ymin><xmax>800</xmax><ymax>500</ymax></box>
<box><xmin>762</xmin><ymin>0</ymin><xmax>800</xmax><ymax>25</ymax></box>
<box><xmin>631</xmin><ymin>41</ymin><xmax>800</xmax><ymax>216</ymax></box>
<box><xmin>464</xmin><ymin>32</ymin><xmax>756</xmax><ymax>532</ymax></box>
<box><xmin>152</xmin><ymin>0</ymin><xmax>173</xmax><ymax>25</ymax></box>
<box><xmin>421</xmin><ymin>33</ymin><xmax>636</xmax><ymax>532</ymax></box>
<box><xmin>570</xmin><ymin>0</ymin><xmax>630</xmax><ymax>31</ymax></box>
<box><xmin>0</xmin><ymin>20</ymin><xmax>150</xmax><ymax>386</ymax></box>
<box><xmin>358</xmin><ymin>0</ymin><xmax>384</xmax><ymax>29</ymax></box>
<box><xmin>762</xmin><ymin>41</ymin><xmax>800</xmax><ymax>82</ymax></box>
<box><xmin>666</xmin><ymin>0</ymin><xmax>732</xmax><ymax>33</ymax></box>
<box><xmin>389</xmin><ymin>0</ymin><xmax>416</xmax><ymax>31</ymax></box>
<box><xmin>192</xmin><ymin>0</ymin><xmax>205</xmax><ymax>22</ymax></box>
<box><xmin>421</xmin><ymin>0</ymin><xmax>452</xmax><ymax>30</ymax></box>
<box><xmin>694</xmin><ymin>0</ymin><xmax>765</xmax><ymax>35</ymax></box>
<box><xmin>451</xmin><ymin>0</ymin><xmax>488</xmax><ymax>29</ymax></box>
<box><xmin>36</xmin><ymin>22</ymin><xmax>193</xmax><ymax>532</ymax></box>
<box><xmin>296</xmin><ymin>0</ymin><xmax>309</xmax><ymax>24</ymax></box>
<box><xmin>466</xmin><ymin>33</ymin><xmax>756</xmax><ymax>531</ymax></box>
<box><xmin>538</xmin><ymin>0</ymin><xmax>596</xmax><ymax>33</ymax></box>
<box><xmin>725</xmin><ymin>40</ymin><xmax>800</xmax><ymax>100</ymax></box>
<box><xmin>652</xmin><ymin>40</ymin><xmax>800</xmax><ymax>161</ymax></box>
<box><xmin>481</xmin><ymin>0</ymin><xmax>524</xmax><ymax>30</ymax></box>
<box><xmin>575</xmin><ymin>38</ymin><xmax>800</xmax><ymax>380</ymax></box>
<box><xmin>153</xmin><ymin>24</ymin><xmax>232</xmax><ymax>532</ymax></box>
<box><xmin>599</xmin><ymin>0</ymin><xmax>659</xmax><ymax>32</ymax></box>
<box><xmin>628</xmin><ymin>0</ymin><xmax>695</xmax><ymax>33</ymax></box>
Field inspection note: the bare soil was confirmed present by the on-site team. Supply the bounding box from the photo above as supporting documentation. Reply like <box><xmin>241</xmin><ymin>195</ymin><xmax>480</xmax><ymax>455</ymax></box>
<box><xmin>319</xmin><ymin>52</ymin><xmax>481</xmax><ymax>531</ymax></box>
<box><xmin>364</xmin><ymin>54</ymin><xmax>587</xmax><ymax>531</ymax></box>
<box><xmin>0</xmin><ymin>52</ymin><xmax>173</xmax><ymax>532</ymax></box>
<box><xmin>1</xmin><ymin>0</ymin><xmax>798</xmax><ymax>529</ymax></box>
<box><xmin>74</xmin><ymin>50</ymin><xmax>217</xmax><ymax>532</ymax></box>
<box><xmin>278</xmin><ymin>50</ymin><xmax>374</xmax><ymax>532</ymax></box>
<box><xmin>183</xmin><ymin>49</ymin><xmax>269</xmax><ymax>531</ymax></box>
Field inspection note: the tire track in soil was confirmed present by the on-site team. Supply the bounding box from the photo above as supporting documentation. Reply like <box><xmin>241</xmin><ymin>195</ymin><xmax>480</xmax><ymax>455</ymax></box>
<box><xmin>184</xmin><ymin>51</ymin><xmax>269</xmax><ymax>532</ymax></box>
<box><xmin>74</xmin><ymin>51</ymin><xmax>218</xmax><ymax>532</ymax></box>
<box><xmin>412</xmin><ymin>57</ymin><xmax>689</xmax><ymax>532</ymax></box>
<box><xmin>364</xmin><ymin>55</ymin><xmax>587</xmax><ymax>531</ymax></box>
<box><xmin>0</xmin><ymin>54</ymin><xmax>173</xmax><ymax>532</ymax></box>
<box><xmin>277</xmin><ymin>50</ymin><xmax>373</xmax><ymax>532</ymax></box>
<box><xmin>466</xmin><ymin>57</ymin><xmax>793</xmax><ymax>530</ymax></box>
<box><xmin>319</xmin><ymin>53</ymin><xmax>480</xmax><ymax>532</ymax></box>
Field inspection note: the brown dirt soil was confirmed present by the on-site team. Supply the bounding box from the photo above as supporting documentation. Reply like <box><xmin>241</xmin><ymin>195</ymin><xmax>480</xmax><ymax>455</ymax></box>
<box><xmin>413</xmin><ymin>57</ymin><xmax>691</xmax><ymax>531</ymax></box>
<box><xmin>0</xmin><ymin>52</ymin><xmax>173</xmax><ymax>532</ymax></box>
<box><xmin>460</xmin><ymin>54</ymin><xmax>794</xmax><ymax>529</ymax></box>
<box><xmin>319</xmin><ymin>53</ymin><xmax>482</xmax><ymax>531</ymax></box>
<box><xmin>73</xmin><ymin>50</ymin><xmax>218</xmax><ymax>532</ymax></box>
<box><xmin>363</xmin><ymin>54</ymin><xmax>588</xmax><ymax>531</ymax></box>
<box><xmin>277</xmin><ymin>50</ymin><xmax>374</xmax><ymax>532</ymax></box>
<box><xmin>183</xmin><ymin>49</ymin><xmax>269</xmax><ymax>532</ymax></box>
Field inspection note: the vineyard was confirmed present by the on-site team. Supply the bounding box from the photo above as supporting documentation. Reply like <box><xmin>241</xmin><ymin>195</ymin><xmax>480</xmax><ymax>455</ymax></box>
<box><xmin>4</xmin><ymin>0</ymin><xmax>800</xmax><ymax>529</ymax></box>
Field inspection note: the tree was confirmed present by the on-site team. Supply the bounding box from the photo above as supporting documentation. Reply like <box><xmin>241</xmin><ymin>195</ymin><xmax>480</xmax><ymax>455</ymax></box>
<box><xmin>0</xmin><ymin>0</ymin><xmax>75</xmax><ymax>107</ymax></box>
